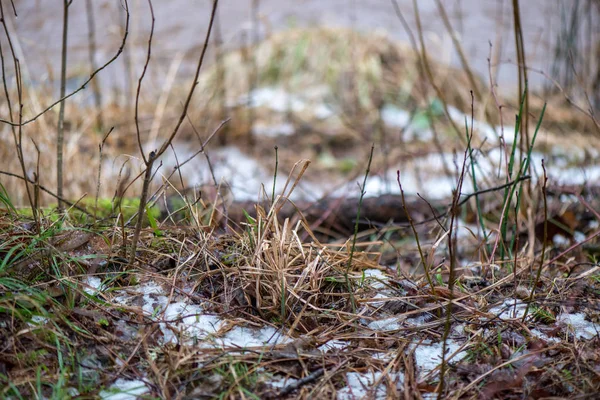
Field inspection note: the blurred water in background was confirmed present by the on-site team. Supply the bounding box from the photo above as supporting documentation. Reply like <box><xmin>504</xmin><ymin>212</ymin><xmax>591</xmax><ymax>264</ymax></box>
<box><xmin>5</xmin><ymin>0</ymin><xmax>586</xmax><ymax>98</ymax></box>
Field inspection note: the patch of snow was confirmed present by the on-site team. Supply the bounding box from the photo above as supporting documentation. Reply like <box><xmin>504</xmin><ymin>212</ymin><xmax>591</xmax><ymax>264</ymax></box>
<box><xmin>406</xmin><ymin>129</ymin><xmax>434</xmax><ymax>142</ymax></box>
<box><xmin>412</xmin><ymin>339</ymin><xmax>467</xmax><ymax>377</ymax></box>
<box><xmin>216</xmin><ymin>325</ymin><xmax>290</xmax><ymax>348</ymax></box>
<box><xmin>138</xmin><ymin>282</ymin><xmax>166</xmax><ymax>295</ymax></box>
<box><xmin>530</xmin><ymin>329</ymin><xmax>561</xmax><ymax>343</ymax></box>
<box><xmin>337</xmin><ymin>371</ymin><xmax>404</xmax><ymax>400</ymax></box>
<box><xmin>159</xmin><ymin>145</ymin><xmax>321</xmax><ymax>201</ymax></box>
<box><xmin>369</xmin><ymin>293</ymin><xmax>390</xmax><ymax>308</ymax></box>
<box><xmin>447</xmin><ymin>106</ymin><xmax>515</xmax><ymax>144</ymax></box>
<box><xmin>142</xmin><ymin>292</ymin><xmax>169</xmax><ymax>317</ymax></box>
<box><xmin>405</xmin><ymin>314</ymin><xmax>433</xmax><ymax>327</ymax></box>
<box><xmin>252</xmin><ymin>122</ymin><xmax>295</xmax><ymax>137</ymax></box>
<box><xmin>558</xmin><ymin>313</ymin><xmax>600</xmax><ymax>340</ymax></box>
<box><xmin>159</xmin><ymin>302</ymin><xmax>225</xmax><ymax>344</ymax></box>
<box><xmin>362</xmin><ymin>269</ymin><xmax>387</xmax><ymax>289</ymax></box>
<box><xmin>574</xmin><ymin>230</ymin><xmax>586</xmax><ymax>244</ymax></box>
<box><xmin>368</xmin><ymin>316</ymin><xmax>402</xmax><ymax>331</ymax></box>
<box><xmin>488</xmin><ymin>298</ymin><xmax>528</xmax><ymax>320</ymax></box>
<box><xmin>553</xmin><ymin>234</ymin><xmax>570</xmax><ymax>247</ymax></box>
<box><xmin>381</xmin><ymin>104</ymin><xmax>410</xmax><ymax>128</ymax></box>
<box><xmin>28</xmin><ymin>315</ymin><xmax>49</xmax><ymax>327</ymax></box>
<box><xmin>247</xmin><ymin>87</ymin><xmax>306</xmax><ymax>113</ymax></box>
<box><xmin>99</xmin><ymin>379</ymin><xmax>149</xmax><ymax>400</ymax></box>
<box><xmin>315</xmin><ymin>103</ymin><xmax>336</xmax><ymax>119</ymax></box>
<box><xmin>370</xmin><ymin>352</ymin><xmax>394</xmax><ymax>361</ymax></box>
<box><xmin>84</xmin><ymin>276</ymin><xmax>104</xmax><ymax>295</ymax></box>
<box><xmin>319</xmin><ymin>339</ymin><xmax>350</xmax><ymax>352</ymax></box>
<box><xmin>269</xmin><ymin>375</ymin><xmax>299</xmax><ymax>389</ymax></box>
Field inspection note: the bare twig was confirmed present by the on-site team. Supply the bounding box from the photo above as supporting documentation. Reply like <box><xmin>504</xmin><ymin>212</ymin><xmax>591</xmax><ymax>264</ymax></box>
<box><xmin>0</xmin><ymin>2</ymin><xmax>39</xmax><ymax>229</ymax></box>
<box><xmin>0</xmin><ymin>1</ymin><xmax>130</xmax><ymax>127</ymax></box>
<box><xmin>129</xmin><ymin>0</ymin><xmax>220</xmax><ymax>266</ymax></box>
<box><xmin>85</xmin><ymin>0</ymin><xmax>104</xmax><ymax>130</ymax></box>
<box><xmin>56</xmin><ymin>0</ymin><xmax>70</xmax><ymax>213</ymax></box>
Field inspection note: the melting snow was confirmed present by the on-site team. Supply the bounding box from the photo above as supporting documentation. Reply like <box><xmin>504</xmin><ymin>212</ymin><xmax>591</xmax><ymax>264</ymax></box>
<box><xmin>269</xmin><ymin>375</ymin><xmax>299</xmax><ymax>389</ymax></box>
<box><xmin>252</xmin><ymin>122</ymin><xmax>295</xmax><ymax>137</ymax></box>
<box><xmin>216</xmin><ymin>325</ymin><xmax>290</xmax><ymax>348</ymax></box>
<box><xmin>362</xmin><ymin>269</ymin><xmax>388</xmax><ymax>289</ymax></box>
<box><xmin>337</xmin><ymin>371</ymin><xmax>404</xmax><ymax>400</ymax></box>
<box><xmin>319</xmin><ymin>339</ymin><xmax>350</xmax><ymax>352</ymax></box>
<box><xmin>381</xmin><ymin>104</ymin><xmax>410</xmax><ymax>128</ymax></box>
<box><xmin>84</xmin><ymin>276</ymin><xmax>104</xmax><ymax>295</ymax></box>
<box><xmin>99</xmin><ymin>379</ymin><xmax>149</xmax><ymax>400</ymax></box>
<box><xmin>368</xmin><ymin>316</ymin><xmax>403</xmax><ymax>331</ymax></box>
<box><xmin>557</xmin><ymin>313</ymin><xmax>600</xmax><ymax>340</ymax></box>
<box><xmin>109</xmin><ymin>280</ymin><xmax>294</xmax><ymax>348</ymax></box>
<box><xmin>412</xmin><ymin>339</ymin><xmax>467</xmax><ymax>377</ymax></box>
<box><xmin>488</xmin><ymin>298</ymin><xmax>528</xmax><ymax>320</ymax></box>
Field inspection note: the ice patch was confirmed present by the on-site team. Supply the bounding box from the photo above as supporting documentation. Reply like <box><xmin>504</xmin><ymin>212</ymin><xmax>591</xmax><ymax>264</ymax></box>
<box><xmin>28</xmin><ymin>315</ymin><xmax>49</xmax><ymax>327</ymax></box>
<box><xmin>269</xmin><ymin>375</ymin><xmax>299</xmax><ymax>389</ymax></box>
<box><xmin>488</xmin><ymin>299</ymin><xmax>528</xmax><ymax>320</ymax></box>
<box><xmin>530</xmin><ymin>329</ymin><xmax>561</xmax><ymax>343</ymax></box>
<box><xmin>412</xmin><ymin>339</ymin><xmax>467</xmax><ymax>377</ymax></box>
<box><xmin>362</xmin><ymin>269</ymin><xmax>387</xmax><ymax>289</ymax></box>
<box><xmin>558</xmin><ymin>313</ymin><xmax>600</xmax><ymax>340</ymax></box>
<box><xmin>99</xmin><ymin>379</ymin><xmax>149</xmax><ymax>400</ymax></box>
<box><xmin>247</xmin><ymin>87</ymin><xmax>306</xmax><ymax>113</ymax></box>
<box><xmin>381</xmin><ymin>104</ymin><xmax>410</xmax><ymax>128</ymax></box>
<box><xmin>216</xmin><ymin>325</ymin><xmax>290</xmax><ymax>348</ymax></box>
<box><xmin>319</xmin><ymin>339</ymin><xmax>350</xmax><ymax>352</ymax></box>
<box><xmin>315</xmin><ymin>103</ymin><xmax>336</xmax><ymax>119</ymax></box>
<box><xmin>159</xmin><ymin>302</ymin><xmax>225</xmax><ymax>344</ymax></box>
<box><xmin>159</xmin><ymin>145</ymin><xmax>320</xmax><ymax>201</ymax></box>
<box><xmin>368</xmin><ymin>316</ymin><xmax>402</xmax><ymax>331</ymax></box>
<box><xmin>337</xmin><ymin>371</ymin><xmax>404</xmax><ymax>400</ymax></box>
<box><xmin>252</xmin><ymin>122</ymin><xmax>295</xmax><ymax>137</ymax></box>
<box><xmin>84</xmin><ymin>276</ymin><xmax>104</xmax><ymax>295</ymax></box>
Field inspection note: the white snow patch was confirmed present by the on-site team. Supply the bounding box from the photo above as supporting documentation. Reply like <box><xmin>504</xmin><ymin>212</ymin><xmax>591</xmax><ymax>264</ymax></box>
<box><xmin>252</xmin><ymin>122</ymin><xmax>295</xmax><ymax>137</ymax></box>
<box><xmin>337</xmin><ymin>371</ymin><xmax>404</xmax><ymax>400</ymax></box>
<box><xmin>269</xmin><ymin>375</ymin><xmax>299</xmax><ymax>389</ymax></box>
<box><xmin>84</xmin><ymin>276</ymin><xmax>104</xmax><ymax>295</ymax></box>
<box><xmin>574</xmin><ymin>231</ymin><xmax>586</xmax><ymax>243</ymax></box>
<box><xmin>488</xmin><ymin>298</ymin><xmax>528</xmax><ymax>320</ymax></box>
<box><xmin>381</xmin><ymin>104</ymin><xmax>410</xmax><ymax>128</ymax></box>
<box><xmin>369</xmin><ymin>293</ymin><xmax>390</xmax><ymax>308</ymax></box>
<box><xmin>246</xmin><ymin>87</ymin><xmax>306</xmax><ymax>113</ymax></box>
<box><xmin>28</xmin><ymin>315</ymin><xmax>49</xmax><ymax>327</ymax></box>
<box><xmin>216</xmin><ymin>325</ymin><xmax>290</xmax><ymax>348</ymax></box>
<box><xmin>558</xmin><ymin>313</ymin><xmax>600</xmax><ymax>340</ymax></box>
<box><xmin>405</xmin><ymin>314</ymin><xmax>433</xmax><ymax>327</ymax></box>
<box><xmin>448</xmin><ymin>106</ymin><xmax>515</xmax><ymax>143</ymax></box>
<box><xmin>315</xmin><ymin>103</ymin><xmax>336</xmax><ymax>119</ymax></box>
<box><xmin>159</xmin><ymin>302</ymin><xmax>225</xmax><ymax>344</ymax></box>
<box><xmin>553</xmin><ymin>234</ymin><xmax>570</xmax><ymax>247</ymax></box>
<box><xmin>412</xmin><ymin>340</ymin><xmax>467</xmax><ymax>377</ymax></box>
<box><xmin>159</xmin><ymin>145</ymin><xmax>321</xmax><ymax>201</ymax></box>
<box><xmin>319</xmin><ymin>339</ymin><xmax>350</xmax><ymax>352</ymax></box>
<box><xmin>99</xmin><ymin>379</ymin><xmax>149</xmax><ymax>400</ymax></box>
<box><xmin>368</xmin><ymin>316</ymin><xmax>402</xmax><ymax>331</ymax></box>
<box><xmin>530</xmin><ymin>329</ymin><xmax>561</xmax><ymax>343</ymax></box>
<box><xmin>362</xmin><ymin>269</ymin><xmax>387</xmax><ymax>289</ymax></box>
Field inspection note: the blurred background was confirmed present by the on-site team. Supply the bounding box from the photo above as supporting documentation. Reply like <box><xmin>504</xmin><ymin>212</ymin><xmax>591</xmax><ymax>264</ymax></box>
<box><xmin>1</xmin><ymin>0</ymin><xmax>599</xmax><ymax>207</ymax></box>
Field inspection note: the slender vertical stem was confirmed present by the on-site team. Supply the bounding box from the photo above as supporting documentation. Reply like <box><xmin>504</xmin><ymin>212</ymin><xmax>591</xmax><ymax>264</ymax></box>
<box><xmin>86</xmin><ymin>0</ymin><xmax>103</xmax><ymax>131</ymax></box>
<box><xmin>0</xmin><ymin>2</ymin><xmax>37</xmax><ymax>230</ymax></box>
<box><xmin>57</xmin><ymin>0</ymin><xmax>69</xmax><ymax>213</ymax></box>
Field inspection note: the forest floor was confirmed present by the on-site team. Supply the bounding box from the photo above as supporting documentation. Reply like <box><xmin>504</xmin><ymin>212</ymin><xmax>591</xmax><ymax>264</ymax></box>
<box><xmin>2</xmin><ymin>26</ymin><xmax>600</xmax><ymax>400</ymax></box>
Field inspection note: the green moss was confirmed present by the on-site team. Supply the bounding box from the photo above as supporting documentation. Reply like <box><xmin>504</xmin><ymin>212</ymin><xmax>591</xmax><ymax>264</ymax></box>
<box><xmin>15</xmin><ymin>198</ymin><xmax>161</xmax><ymax>225</ymax></box>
